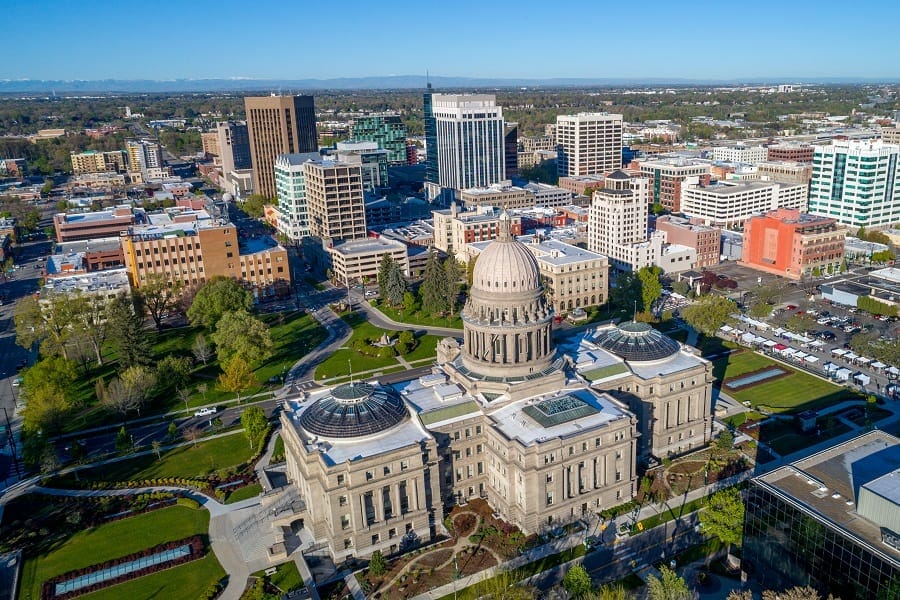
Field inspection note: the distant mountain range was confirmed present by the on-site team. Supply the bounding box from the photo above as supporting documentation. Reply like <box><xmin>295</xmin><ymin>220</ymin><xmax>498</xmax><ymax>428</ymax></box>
<box><xmin>0</xmin><ymin>75</ymin><xmax>896</xmax><ymax>94</ymax></box>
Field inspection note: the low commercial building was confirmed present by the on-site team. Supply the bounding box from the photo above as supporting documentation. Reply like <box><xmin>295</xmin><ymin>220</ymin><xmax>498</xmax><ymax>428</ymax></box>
<box><xmin>53</xmin><ymin>206</ymin><xmax>137</xmax><ymax>243</ymax></box>
<box><xmin>766</xmin><ymin>142</ymin><xmax>815</xmax><ymax>162</ymax></box>
<box><xmin>654</xmin><ymin>215</ymin><xmax>721</xmax><ymax>268</ymax></box>
<box><xmin>432</xmin><ymin>204</ymin><xmax>522</xmax><ymax>260</ymax></box>
<box><xmin>743</xmin><ymin>431</ymin><xmax>900</xmax><ymax>599</ymax></box>
<box><xmin>821</xmin><ymin>267</ymin><xmax>900</xmax><ymax>308</ymax></box>
<box><xmin>558</xmin><ymin>174</ymin><xmax>606</xmax><ymax>196</ymax></box>
<box><xmin>710</xmin><ymin>144</ymin><xmax>767</xmax><ymax>164</ymax></box>
<box><xmin>467</xmin><ymin>236</ymin><xmax>609</xmax><ymax>312</ymax></box>
<box><xmin>48</xmin><ymin>237</ymin><xmax>125</xmax><ymax>276</ymax></box>
<box><xmin>844</xmin><ymin>236</ymin><xmax>890</xmax><ymax>261</ymax></box>
<box><xmin>656</xmin><ymin>244</ymin><xmax>697</xmax><ymax>274</ymax></box>
<box><xmin>742</xmin><ymin>208</ymin><xmax>844</xmax><ymax>279</ymax></box>
<box><xmin>682</xmin><ymin>180</ymin><xmax>808</xmax><ymax>229</ymax></box>
<box><xmin>755</xmin><ymin>160</ymin><xmax>813</xmax><ymax>185</ymax></box>
<box><xmin>457</xmin><ymin>184</ymin><xmax>532</xmax><ymax>210</ymax></box>
<box><xmin>40</xmin><ymin>268</ymin><xmax>131</xmax><ymax>303</ymax></box>
<box><xmin>522</xmin><ymin>182</ymin><xmax>574</xmax><ymax>208</ymax></box>
<box><xmin>122</xmin><ymin>209</ymin><xmax>290</xmax><ymax>297</ymax></box>
<box><xmin>326</xmin><ymin>237</ymin><xmax>409</xmax><ymax>285</ymax></box>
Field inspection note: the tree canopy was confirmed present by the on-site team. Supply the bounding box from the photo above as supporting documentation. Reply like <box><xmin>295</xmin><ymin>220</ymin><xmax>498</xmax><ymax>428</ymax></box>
<box><xmin>211</xmin><ymin>309</ymin><xmax>273</xmax><ymax>364</ymax></box>
<box><xmin>377</xmin><ymin>253</ymin><xmax>407</xmax><ymax>307</ymax></box>
<box><xmin>637</xmin><ymin>266</ymin><xmax>663</xmax><ymax>313</ymax></box>
<box><xmin>138</xmin><ymin>274</ymin><xmax>183</xmax><ymax>331</ymax></box>
<box><xmin>699</xmin><ymin>487</ymin><xmax>745</xmax><ymax>555</ymax></box>
<box><xmin>187</xmin><ymin>276</ymin><xmax>253</xmax><ymax>329</ymax></box>
<box><xmin>240</xmin><ymin>406</ymin><xmax>268</xmax><ymax>451</ymax></box>
<box><xmin>682</xmin><ymin>295</ymin><xmax>736</xmax><ymax>336</ymax></box>
<box><xmin>646</xmin><ymin>566</ymin><xmax>691</xmax><ymax>600</ymax></box>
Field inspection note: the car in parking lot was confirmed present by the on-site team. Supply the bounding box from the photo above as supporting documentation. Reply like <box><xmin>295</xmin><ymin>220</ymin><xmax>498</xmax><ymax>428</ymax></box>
<box><xmin>818</xmin><ymin>331</ymin><xmax>837</xmax><ymax>341</ymax></box>
<box><xmin>194</xmin><ymin>407</ymin><xmax>217</xmax><ymax>417</ymax></box>
<box><xmin>364</xmin><ymin>290</ymin><xmax>378</xmax><ymax>298</ymax></box>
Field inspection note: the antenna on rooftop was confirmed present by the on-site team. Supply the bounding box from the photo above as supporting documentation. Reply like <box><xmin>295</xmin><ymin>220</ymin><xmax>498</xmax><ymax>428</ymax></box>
<box><xmin>633</xmin><ymin>300</ymin><xmax>638</xmax><ymax>322</ymax></box>
<box><xmin>348</xmin><ymin>359</ymin><xmax>353</xmax><ymax>386</ymax></box>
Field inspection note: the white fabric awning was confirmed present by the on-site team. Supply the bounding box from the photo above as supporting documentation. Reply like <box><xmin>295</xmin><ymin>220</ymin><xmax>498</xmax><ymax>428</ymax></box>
<box><xmin>871</xmin><ymin>361</ymin><xmax>887</xmax><ymax>369</ymax></box>
<box><xmin>832</xmin><ymin>348</ymin><xmax>848</xmax><ymax>356</ymax></box>
<box><xmin>856</xmin><ymin>357</ymin><xmax>871</xmax><ymax>365</ymax></box>
<box><xmin>720</xmin><ymin>325</ymin><xmax>733</xmax><ymax>333</ymax></box>
<box><xmin>763</xmin><ymin>340</ymin><xmax>778</xmax><ymax>348</ymax></box>
<box><xmin>845</xmin><ymin>352</ymin><xmax>859</xmax><ymax>361</ymax></box>
<box><xmin>805</xmin><ymin>355</ymin><xmax>820</xmax><ymax>363</ymax></box>
<box><xmin>809</xmin><ymin>340</ymin><xmax>825</xmax><ymax>348</ymax></box>
<box><xmin>794</xmin><ymin>352</ymin><xmax>808</xmax><ymax>360</ymax></box>
<box><xmin>889</xmin><ymin>366</ymin><xmax>900</xmax><ymax>376</ymax></box>
<box><xmin>782</xmin><ymin>348</ymin><xmax>798</xmax><ymax>356</ymax></box>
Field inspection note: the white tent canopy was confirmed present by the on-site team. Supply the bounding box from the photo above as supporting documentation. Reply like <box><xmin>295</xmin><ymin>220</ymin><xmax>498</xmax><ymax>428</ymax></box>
<box><xmin>872</xmin><ymin>361</ymin><xmax>887</xmax><ymax>369</ymax></box>
<box><xmin>832</xmin><ymin>348</ymin><xmax>848</xmax><ymax>356</ymax></box>
<box><xmin>805</xmin><ymin>355</ymin><xmax>820</xmax><ymax>363</ymax></box>
<box><xmin>763</xmin><ymin>340</ymin><xmax>778</xmax><ymax>348</ymax></box>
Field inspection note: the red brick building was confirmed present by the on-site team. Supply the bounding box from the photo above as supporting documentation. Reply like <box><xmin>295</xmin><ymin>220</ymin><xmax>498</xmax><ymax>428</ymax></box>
<box><xmin>766</xmin><ymin>143</ymin><xmax>815</xmax><ymax>163</ymax></box>
<box><xmin>742</xmin><ymin>208</ymin><xmax>844</xmax><ymax>280</ymax></box>
<box><xmin>655</xmin><ymin>215</ymin><xmax>721</xmax><ymax>268</ymax></box>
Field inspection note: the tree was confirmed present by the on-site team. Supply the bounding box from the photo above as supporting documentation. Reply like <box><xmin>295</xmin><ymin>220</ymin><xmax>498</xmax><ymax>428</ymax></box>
<box><xmin>761</xmin><ymin>586</ymin><xmax>838</xmax><ymax>600</ymax></box>
<box><xmin>182</xmin><ymin>425</ymin><xmax>201</xmax><ymax>446</ymax></box>
<box><xmin>100</xmin><ymin>365</ymin><xmax>158</xmax><ymax>424</ymax></box>
<box><xmin>584</xmin><ymin>585</ymin><xmax>631</xmax><ymax>600</ymax></box>
<box><xmin>787</xmin><ymin>312</ymin><xmax>816</xmax><ymax>334</ymax></box>
<box><xmin>754</xmin><ymin>281</ymin><xmax>788</xmax><ymax>307</ymax></box>
<box><xmin>167</xmin><ymin>421</ymin><xmax>178</xmax><ymax>440</ymax></box>
<box><xmin>715</xmin><ymin>429</ymin><xmax>735</xmax><ymax>454</ymax></box>
<box><xmin>21</xmin><ymin>382</ymin><xmax>70</xmax><ymax>435</ymax></box>
<box><xmin>192</xmin><ymin>333</ymin><xmax>213</xmax><ymax>365</ymax></box>
<box><xmin>242</xmin><ymin>194</ymin><xmax>268</xmax><ymax>219</ymax></box>
<box><xmin>212</xmin><ymin>310</ymin><xmax>273</xmax><ymax>364</ymax></box>
<box><xmin>152</xmin><ymin>440</ymin><xmax>162</xmax><ymax>460</ymax></box>
<box><xmin>219</xmin><ymin>356</ymin><xmax>256</xmax><ymax>404</ymax></box>
<box><xmin>637</xmin><ymin>266</ymin><xmax>663</xmax><ymax>313</ymax></box>
<box><xmin>14</xmin><ymin>295</ymin><xmax>73</xmax><ymax>359</ymax></box>
<box><xmin>671</xmin><ymin>280</ymin><xmax>690</xmax><ymax>297</ymax></box>
<box><xmin>156</xmin><ymin>355</ymin><xmax>193</xmax><ymax>391</ymax></box>
<box><xmin>241</xmin><ymin>406</ymin><xmax>268</xmax><ymax>451</ymax></box>
<box><xmin>106</xmin><ymin>292</ymin><xmax>152</xmax><ymax>368</ymax></box>
<box><xmin>466</xmin><ymin>254</ymin><xmax>478</xmax><ymax>286</ymax></box>
<box><xmin>138</xmin><ymin>274</ymin><xmax>183</xmax><ymax>331</ymax></box>
<box><xmin>699</xmin><ymin>487</ymin><xmax>744</xmax><ymax>557</ymax></box>
<box><xmin>748</xmin><ymin>301</ymin><xmax>773</xmax><ymax>319</ymax></box>
<box><xmin>419</xmin><ymin>250</ymin><xmax>449</xmax><ymax>315</ymax></box>
<box><xmin>369</xmin><ymin>550</ymin><xmax>387</xmax><ymax>577</ymax></box>
<box><xmin>402</xmin><ymin>291</ymin><xmax>417</xmax><ymax>312</ymax></box>
<box><xmin>444</xmin><ymin>257</ymin><xmax>463</xmax><ymax>315</ymax></box>
<box><xmin>115</xmin><ymin>426</ymin><xmax>131</xmax><ymax>453</ymax></box>
<box><xmin>67</xmin><ymin>292</ymin><xmax>111</xmax><ymax>365</ymax></box>
<box><xmin>377</xmin><ymin>253</ymin><xmax>407</xmax><ymax>307</ymax></box>
<box><xmin>610</xmin><ymin>272</ymin><xmax>642</xmax><ymax>315</ymax></box>
<box><xmin>186</xmin><ymin>276</ymin><xmax>253</xmax><ymax>329</ymax></box>
<box><xmin>682</xmin><ymin>295</ymin><xmax>736</xmax><ymax>336</ymax></box>
<box><xmin>646</xmin><ymin>566</ymin><xmax>691</xmax><ymax>600</ymax></box>
<box><xmin>562</xmin><ymin>564</ymin><xmax>593</xmax><ymax>598</ymax></box>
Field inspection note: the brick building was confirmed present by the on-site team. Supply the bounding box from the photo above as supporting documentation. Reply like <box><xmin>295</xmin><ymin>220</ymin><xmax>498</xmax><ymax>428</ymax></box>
<box><xmin>742</xmin><ymin>208</ymin><xmax>844</xmax><ymax>279</ymax></box>
<box><xmin>655</xmin><ymin>215</ymin><xmax>721</xmax><ymax>268</ymax></box>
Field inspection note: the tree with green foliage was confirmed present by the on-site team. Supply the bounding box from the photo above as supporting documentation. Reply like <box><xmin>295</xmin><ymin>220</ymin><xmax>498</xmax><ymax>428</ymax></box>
<box><xmin>444</xmin><ymin>257</ymin><xmax>463</xmax><ymax>314</ymax></box>
<box><xmin>14</xmin><ymin>294</ymin><xmax>73</xmax><ymax>359</ymax></box>
<box><xmin>637</xmin><ymin>266</ymin><xmax>663</xmax><ymax>313</ymax></box>
<box><xmin>419</xmin><ymin>250</ymin><xmax>449</xmax><ymax>315</ymax></box>
<box><xmin>377</xmin><ymin>253</ymin><xmax>407</xmax><ymax>307</ymax></box>
<box><xmin>187</xmin><ymin>276</ymin><xmax>253</xmax><ymax>329</ymax></box>
<box><xmin>610</xmin><ymin>272</ymin><xmax>642</xmax><ymax>315</ymax></box>
<box><xmin>682</xmin><ymin>295</ymin><xmax>736</xmax><ymax>336</ymax></box>
<box><xmin>212</xmin><ymin>309</ymin><xmax>273</xmax><ymax>364</ymax></box>
<box><xmin>241</xmin><ymin>406</ymin><xmax>268</xmax><ymax>451</ymax></box>
<box><xmin>241</xmin><ymin>194</ymin><xmax>268</xmax><ymax>219</ymax></box>
<box><xmin>219</xmin><ymin>355</ymin><xmax>256</xmax><ymax>404</ymax></box>
<box><xmin>699</xmin><ymin>487</ymin><xmax>744</xmax><ymax>557</ymax></box>
<box><xmin>19</xmin><ymin>356</ymin><xmax>78</xmax><ymax>434</ymax></box>
<box><xmin>156</xmin><ymin>355</ymin><xmax>194</xmax><ymax>391</ymax></box>
<box><xmin>748</xmin><ymin>301</ymin><xmax>773</xmax><ymax>319</ymax></box>
<box><xmin>41</xmin><ymin>178</ymin><xmax>53</xmax><ymax>196</ymax></box>
<box><xmin>466</xmin><ymin>254</ymin><xmax>478</xmax><ymax>286</ymax></box>
<box><xmin>98</xmin><ymin>365</ymin><xmax>158</xmax><ymax>424</ymax></box>
<box><xmin>671</xmin><ymin>280</ymin><xmax>690</xmax><ymax>297</ymax></box>
<box><xmin>787</xmin><ymin>312</ymin><xmax>816</xmax><ymax>334</ymax></box>
<box><xmin>138</xmin><ymin>273</ymin><xmax>183</xmax><ymax>331</ymax></box>
<box><xmin>67</xmin><ymin>291</ymin><xmax>111</xmax><ymax>366</ymax></box>
<box><xmin>646</xmin><ymin>566</ymin><xmax>691</xmax><ymax>600</ymax></box>
<box><xmin>754</xmin><ymin>281</ymin><xmax>788</xmax><ymax>307</ymax></box>
<box><xmin>167</xmin><ymin>421</ymin><xmax>178</xmax><ymax>440</ymax></box>
<box><xmin>115</xmin><ymin>426</ymin><xmax>131</xmax><ymax>453</ymax></box>
<box><xmin>369</xmin><ymin>550</ymin><xmax>387</xmax><ymax>577</ymax></box>
<box><xmin>871</xmin><ymin>249</ymin><xmax>896</xmax><ymax>264</ymax></box>
<box><xmin>402</xmin><ymin>291</ymin><xmax>417</xmax><ymax>312</ymax></box>
<box><xmin>562</xmin><ymin>564</ymin><xmax>593</xmax><ymax>598</ymax></box>
<box><xmin>652</xmin><ymin>202</ymin><xmax>667</xmax><ymax>215</ymax></box>
<box><xmin>106</xmin><ymin>292</ymin><xmax>152</xmax><ymax>368</ymax></box>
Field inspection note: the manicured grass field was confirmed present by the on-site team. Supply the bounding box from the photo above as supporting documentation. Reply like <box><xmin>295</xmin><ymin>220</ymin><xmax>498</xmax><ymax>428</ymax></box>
<box><xmin>251</xmin><ymin>561</ymin><xmax>304</xmax><ymax>593</ymax></box>
<box><xmin>225</xmin><ymin>483</ymin><xmax>262</xmax><ymax>504</ymax></box>
<box><xmin>314</xmin><ymin>312</ymin><xmax>440</xmax><ymax>380</ymax></box>
<box><xmin>713</xmin><ymin>349</ymin><xmax>856</xmax><ymax>413</ymax></box>
<box><xmin>79</xmin><ymin>553</ymin><xmax>224</xmax><ymax>600</ymax></box>
<box><xmin>18</xmin><ymin>505</ymin><xmax>216</xmax><ymax>600</ymax></box>
<box><xmin>372</xmin><ymin>301</ymin><xmax>463</xmax><ymax>329</ymax></box>
<box><xmin>54</xmin><ymin>432</ymin><xmax>254</xmax><ymax>484</ymax></box>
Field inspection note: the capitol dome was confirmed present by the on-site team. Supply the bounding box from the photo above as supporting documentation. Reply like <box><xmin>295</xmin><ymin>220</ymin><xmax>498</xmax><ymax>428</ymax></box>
<box><xmin>471</xmin><ymin>215</ymin><xmax>541</xmax><ymax>294</ymax></box>
<box><xmin>595</xmin><ymin>321</ymin><xmax>681</xmax><ymax>362</ymax></box>
<box><xmin>299</xmin><ymin>382</ymin><xmax>409</xmax><ymax>439</ymax></box>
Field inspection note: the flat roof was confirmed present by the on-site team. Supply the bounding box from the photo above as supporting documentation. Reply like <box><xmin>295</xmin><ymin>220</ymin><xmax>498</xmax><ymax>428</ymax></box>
<box><xmin>489</xmin><ymin>387</ymin><xmax>629</xmax><ymax>446</ymax></box>
<box><xmin>754</xmin><ymin>431</ymin><xmax>900</xmax><ymax>565</ymax></box>
<box><xmin>329</xmin><ymin>237</ymin><xmax>406</xmax><ymax>257</ymax></box>
<box><xmin>469</xmin><ymin>236</ymin><xmax>606</xmax><ymax>267</ymax></box>
<box><xmin>56</xmin><ymin>237</ymin><xmax>122</xmax><ymax>254</ymax></box>
<box><xmin>41</xmin><ymin>268</ymin><xmax>130</xmax><ymax>295</ymax></box>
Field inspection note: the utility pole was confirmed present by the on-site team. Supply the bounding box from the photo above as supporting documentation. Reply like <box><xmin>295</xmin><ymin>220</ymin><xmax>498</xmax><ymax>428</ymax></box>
<box><xmin>2</xmin><ymin>407</ymin><xmax>21</xmax><ymax>479</ymax></box>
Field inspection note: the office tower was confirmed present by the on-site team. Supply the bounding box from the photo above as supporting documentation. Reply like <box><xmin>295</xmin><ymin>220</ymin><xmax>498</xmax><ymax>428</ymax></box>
<box><xmin>682</xmin><ymin>180</ymin><xmax>808</xmax><ymax>229</ymax></box>
<box><xmin>588</xmin><ymin>170</ymin><xmax>660</xmax><ymax>272</ymax></box>
<box><xmin>351</xmin><ymin>113</ymin><xmax>407</xmax><ymax>164</ymax></box>
<box><xmin>126</xmin><ymin>140</ymin><xmax>163</xmax><ymax>175</ymax></box>
<box><xmin>556</xmin><ymin>113</ymin><xmax>623</xmax><ymax>178</ymax></box>
<box><xmin>335</xmin><ymin>141</ymin><xmax>389</xmax><ymax>191</ymax></box>
<box><xmin>633</xmin><ymin>157</ymin><xmax>711</xmax><ymax>211</ymax></box>
<box><xmin>809</xmin><ymin>140</ymin><xmax>900</xmax><ymax>228</ymax></box>
<box><xmin>215</xmin><ymin>121</ymin><xmax>251</xmax><ymax>175</ymax></box>
<box><xmin>504</xmin><ymin>122</ymin><xmax>518</xmax><ymax>179</ymax></box>
<box><xmin>425</xmin><ymin>93</ymin><xmax>505</xmax><ymax>199</ymax></box>
<box><xmin>274</xmin><ymin>152</ymin><xmax>321</xmax><ymax>241</ymax></box>
<box><xmin>710</xmin><ymin>144</ymin><xmax>767</xmax><ymax>164</ymax></box>
<box><xmin>245</xmin><ymin>95</ymin><xmax>317</xmax><ymax>198</ymax></box>
<box><xmin>423</xmin><ymin>84</ymin><xmax>438</xmax><ymax>187</ymax></box>
<box><xmin>304</xmin><ymin>160</ymin><xmax>367</xmax><ymax>242</ymax></box>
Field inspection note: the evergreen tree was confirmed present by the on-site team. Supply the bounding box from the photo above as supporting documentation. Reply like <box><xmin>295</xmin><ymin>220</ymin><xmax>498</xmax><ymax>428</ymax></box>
<box><xmin>378</xmin><ymin>253</ymin><xmax>407</xmax><ymax>307</ymax></box>
<box><xmin>419</xmin><ymin>250</ymin><xmax>449</xmax><ymax>315</ymax></box>
<box><xmin>106</xmin><ymin>292</ymin><xmax>152</xmax><ymax>368</ymax></box>
<box><xmin>444</xmin><ymin>257</ymin><xmax>463</xmax><ymax>315</ymax></box>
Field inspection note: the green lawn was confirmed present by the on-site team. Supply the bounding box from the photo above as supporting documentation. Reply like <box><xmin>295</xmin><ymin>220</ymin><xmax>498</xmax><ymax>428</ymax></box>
<box><xmin>225</xmin><ymin>483</ymin><xmax>262</xmax><ymax>504</ymax></box>
<box><xmin>52</xmin><ymin>432</ymin><xmax>255</xmax><ymax>484</ymax></box>
<box><xmin>62</xmin><ymin>311</ymin><xmax>326</xmax><ymax>433</ymax></box>
<box><xmin>372</xmin><ymin>301</ymin><xmax>463</xmax><ymax>329</ymax></box>
<box><xmin>314</xmin><ymin>312</ymin><xmax>440</xmax><ymax>380</ymax></box>
<box><xmin>79</xmin><ymin>554</ymin><xmax>224</xmax><ymax>600</ymax></box>
<box><xmin>18</xmin><ymin>506</ymin><xmax>216</xmax><ymax>600</ymax></box>
<box><xmin>713</xmin><ymin>349</ymin><xmax>858</xmax><ymax>413</ymax></box>
<box><xmin>251</xmin><ymin>561</ymin><xmax>304</xmax><ymax>593</ymax></box>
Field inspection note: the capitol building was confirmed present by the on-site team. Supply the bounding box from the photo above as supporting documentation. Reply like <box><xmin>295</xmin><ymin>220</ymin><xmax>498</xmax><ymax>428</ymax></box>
<box><xmin>281</xmin><ymin>213</ymin><xmax>713</xmax><ymax>561</ymax></box>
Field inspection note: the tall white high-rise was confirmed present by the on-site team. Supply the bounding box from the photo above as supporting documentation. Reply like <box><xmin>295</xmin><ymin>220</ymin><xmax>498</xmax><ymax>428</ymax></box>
<box><xmin>809</xmin><ymin>140</ymin><xmax>900</xmax><ymax>228</ymax></box>
<box><xmin>588</xmin><ymin>170</ymin><xmax>660</xmax><ymax>272</ymax></box>
<box><xmin>274</xmin><ymin>152</ymin><xmax>321</xmax><ymax>241</ymax></box>
<box><xmin>425</xmin><ymin>94</ymin><xmax>505</xmax><ymax>199</ymax></box>
<box><xmin>126</xmin><ymin>139</ymin><xmax>163</xmax><ymax>175</ymax></box>
<box><xmin>556</xmin><ymin>113</ymin><xmax>623</xmax><ymax>177</ymax></box>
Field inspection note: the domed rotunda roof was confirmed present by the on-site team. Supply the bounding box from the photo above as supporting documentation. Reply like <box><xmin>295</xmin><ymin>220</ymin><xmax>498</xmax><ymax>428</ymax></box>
<box><xmin>595</xmin><ymin>321</ymin><xmax>680</xmax><ymax>362</ymax></box>
<box><xmin>471</xmin><ymin>211</ymin><xmax>541</xmax><ymax>294</ymax></box>
<box><xmin>299</xmin><ymin>382</ymin><xmax>408</xmax><ymax>439</ymax></box>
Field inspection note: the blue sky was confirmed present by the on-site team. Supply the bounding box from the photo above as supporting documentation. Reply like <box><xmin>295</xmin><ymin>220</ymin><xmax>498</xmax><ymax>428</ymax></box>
<box><xmin>3</xmin><ymin>0</ymin><xmax>897</xmax><ymax>80</ymax></box>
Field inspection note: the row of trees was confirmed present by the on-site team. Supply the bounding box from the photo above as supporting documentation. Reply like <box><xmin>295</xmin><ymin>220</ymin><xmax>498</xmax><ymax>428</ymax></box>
<box><xmin>377</xmin><ymin>251</ymin><xmax>463</xmax><ymax>316</ymax></box>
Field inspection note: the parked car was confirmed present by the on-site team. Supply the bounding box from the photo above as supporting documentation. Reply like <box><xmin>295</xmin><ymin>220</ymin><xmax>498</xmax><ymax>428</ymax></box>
<box><xmin>194</xmin><ymin>407</ymin><xmax>217</xmax><ymax>417</ymax></box>
<box><xmin>364</xmin><ymin>290</ymin><xmax>378</xmax><ymax>298</ymax></box>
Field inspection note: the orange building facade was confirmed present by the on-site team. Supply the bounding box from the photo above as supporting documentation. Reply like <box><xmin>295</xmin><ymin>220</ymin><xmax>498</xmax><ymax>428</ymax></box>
<box><xmin>742</xmin><ymin>208</ymin><xmax>844</xmax><ymax>280</ymax></box>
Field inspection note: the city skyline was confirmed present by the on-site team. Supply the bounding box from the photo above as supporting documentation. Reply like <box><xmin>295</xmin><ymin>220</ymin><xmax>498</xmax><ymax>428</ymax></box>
<box><xmin>3</xmin><ymin>0</ymin><xmax>898</xmax><ymax>81</ymax></box>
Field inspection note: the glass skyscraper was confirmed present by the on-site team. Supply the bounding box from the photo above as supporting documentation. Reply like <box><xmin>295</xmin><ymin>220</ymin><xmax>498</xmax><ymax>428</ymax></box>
<box><xmin>351</xmin><ymin>113</ymin><xmax>407</xmax><ymax>165</ymax></box>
